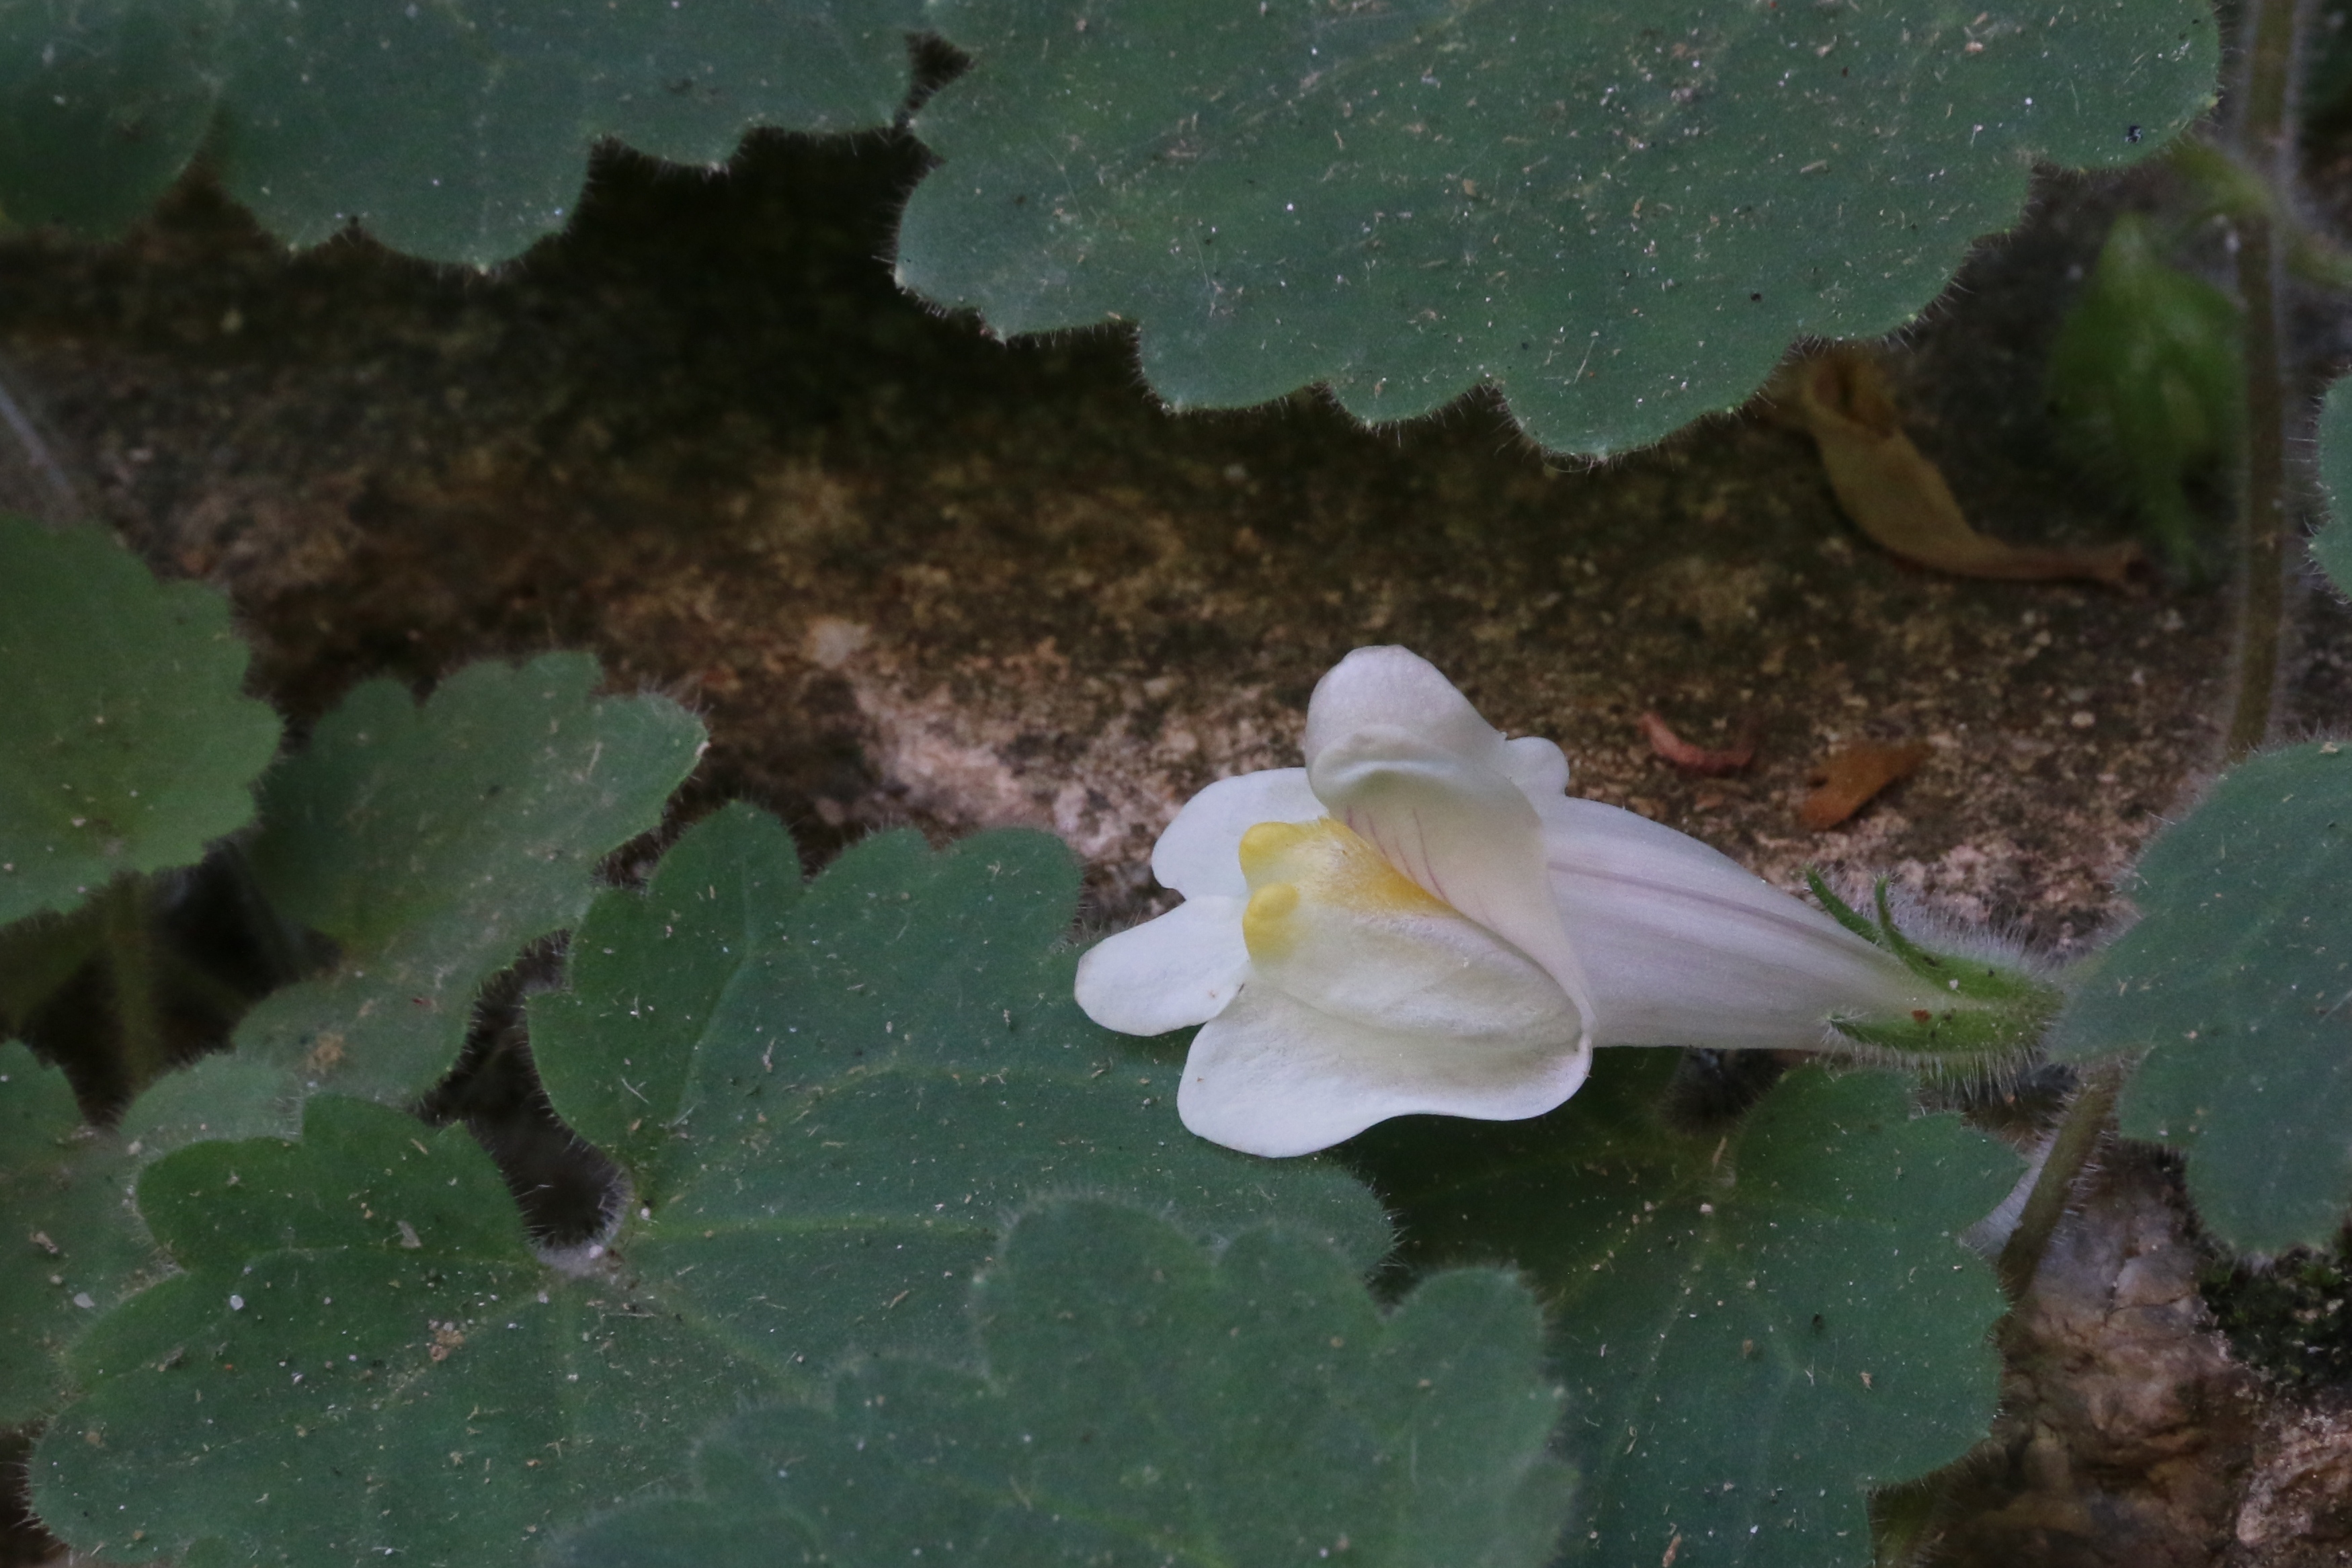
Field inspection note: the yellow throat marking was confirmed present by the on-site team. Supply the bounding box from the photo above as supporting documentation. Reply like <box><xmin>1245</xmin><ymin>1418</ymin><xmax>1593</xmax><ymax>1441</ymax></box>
<box><xmin>1236</xmin><ymin>818</ymin><xmax>1449</xmax><ymax>961</ymax></box>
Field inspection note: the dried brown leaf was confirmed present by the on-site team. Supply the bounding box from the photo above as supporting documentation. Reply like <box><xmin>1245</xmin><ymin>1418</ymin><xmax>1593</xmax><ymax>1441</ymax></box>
<box><xmin>1801</xmin><ymin>740</ymin><xmax>1931</xmax><ymax>829</ymax></box>
<box><xmin>1783</xmin><ymin>347</ymin><xmax>2142</xmax><ymax>587</ymax></box>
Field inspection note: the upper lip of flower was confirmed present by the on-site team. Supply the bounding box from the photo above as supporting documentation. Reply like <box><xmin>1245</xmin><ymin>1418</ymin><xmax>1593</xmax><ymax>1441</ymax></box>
<box><xmin>1076</xmin><ymin>645</ymin><xmax>1949</xmax><ymax>1157</ymax></box>
<box><xmin>1303</xmin><ymin>722</ymin><xmax>1596</xmax><ymax>1048</ymax></box>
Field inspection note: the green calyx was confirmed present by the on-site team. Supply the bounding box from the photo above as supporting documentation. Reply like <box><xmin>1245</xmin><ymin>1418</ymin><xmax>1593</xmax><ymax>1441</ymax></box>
<box><xmin>1806</xmin><ymin>872</ymin><xmax>2064</xmax><ymax>1067</ymax></box>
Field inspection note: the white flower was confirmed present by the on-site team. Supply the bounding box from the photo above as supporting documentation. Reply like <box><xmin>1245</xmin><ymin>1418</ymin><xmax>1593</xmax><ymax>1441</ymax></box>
<box><xmin>1075</xmin><ymin>647</ymin><xmax>1951</xmax><ymax>1157</ymax></box>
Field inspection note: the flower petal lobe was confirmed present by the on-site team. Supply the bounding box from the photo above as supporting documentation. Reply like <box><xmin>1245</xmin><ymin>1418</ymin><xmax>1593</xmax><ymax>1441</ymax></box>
<box><xmin>1074</xmin><ymin>895</ymin><xmax>1250</xmax><ymax>1036</ymax></box>
<box><xmin>1150</xmin><ymin>768</ymin><xmax>1321</xmax><ymax>899</ymax></box>
<box><xmin>1180</xmin><ymin>983</ymin><xmax>1592</xmax><ymax>1157</ymax></box>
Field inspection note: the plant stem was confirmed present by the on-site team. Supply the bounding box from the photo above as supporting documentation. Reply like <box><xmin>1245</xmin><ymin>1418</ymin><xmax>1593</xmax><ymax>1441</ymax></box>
<box><xmin>1892</xmin><ymin>1055</ymin><xmax>2128</xmax><ymax>1563</ymax></box>
<box><xmin>2224</xmin><ymin>0</ymin><xmax>2309</xmax><ymax>759</ymax></box>
<box><xmin>2228</xmin><ymin>221</ymin><xmax>2290</xmax><ymax>757</ymax></box>
<box><xmin>96</xmin><ymin>875</ymin><xmax>171</xmax><ymax>1097</ymax></box>
<box><xmin>1996</xmin><ymin>1057</ymin><xmax>2128</xmax><ymax>1297</ymax></box>
<box><xmin>2166</xmin><ymin>138</ymin><xmax>2352</xmax><ymax>288</ymax></box>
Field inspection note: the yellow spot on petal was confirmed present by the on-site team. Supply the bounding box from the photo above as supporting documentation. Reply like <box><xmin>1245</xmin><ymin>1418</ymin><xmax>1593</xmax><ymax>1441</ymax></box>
<box><xmin>1236</xmin><ymin>819</ymin><xmax>1318</xmax><ymax>874</ymax></box>
<box><xmin>1235</xmin><ymin>818</ymin><xmax>1449</xmax><ymax>963</ymax></box>
<box><xmin>1242</xmin><ymin>882</ymin><xmax>1303</xmax><ymax>958</ymax></box>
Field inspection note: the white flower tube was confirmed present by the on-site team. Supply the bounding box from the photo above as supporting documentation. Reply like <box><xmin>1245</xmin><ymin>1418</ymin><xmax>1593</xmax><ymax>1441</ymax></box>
<box><xmin>1076</xmin><ymin>647</ymin><xmax>1952</xmax><ymax>1157</ymax></box>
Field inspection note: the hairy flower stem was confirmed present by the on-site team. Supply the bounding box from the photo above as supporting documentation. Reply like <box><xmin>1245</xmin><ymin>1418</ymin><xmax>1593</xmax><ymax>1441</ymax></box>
<box><xmin>1996</xmin><ymin>1057</ymin><xmax>2128</xmax><ymax>1297</ymax></box>
<box><xmin>1986</xmin><ymin>0</ymin><xmax>2314</xmax><ymax>1329</ymax></box>
<box><xmin>95</xmin><ymin>876</ymin><xmax>170</xmax><ymax>1098</ymax></box>
<box><xmin>2229</xmin><ymin>222</ymin><xmax>2290</xmax><ymax>756</ymax></box>
<box><xmin>2224</xmin><ymin>0</ymin><xmax>2310</xmax><ymax>759</ymax></box>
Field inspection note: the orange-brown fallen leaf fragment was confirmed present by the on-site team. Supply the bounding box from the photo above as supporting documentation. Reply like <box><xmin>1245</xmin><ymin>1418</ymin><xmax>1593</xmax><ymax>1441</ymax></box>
<box><xmin>1639</xmin><ymin>710</ymin><xmax>1756</xmax><ymax>776</ymax></box>
<box><xmin>1781</xmin><ymin>346</ymin><xmax>2142</xmax><ymax>587</ymax></box>
<box><xmin>1801</xmin><ymin>741</ymin><xmax>1932</xmax><ymax>829</ymax></box>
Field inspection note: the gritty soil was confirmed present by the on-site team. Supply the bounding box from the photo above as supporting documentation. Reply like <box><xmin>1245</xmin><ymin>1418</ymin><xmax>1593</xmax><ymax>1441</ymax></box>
<box><xmin>6</xmin><ymin>115</ymin><xmax>2352</xmax><ymax>1567</ymax></box>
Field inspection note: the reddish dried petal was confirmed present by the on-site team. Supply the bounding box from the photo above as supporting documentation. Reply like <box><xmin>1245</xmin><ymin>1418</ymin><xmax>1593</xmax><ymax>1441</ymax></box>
<box><xmin>1639</xmin><ymin>711</ymin><xmax>1756</xmax><ymax>776</ymax></box>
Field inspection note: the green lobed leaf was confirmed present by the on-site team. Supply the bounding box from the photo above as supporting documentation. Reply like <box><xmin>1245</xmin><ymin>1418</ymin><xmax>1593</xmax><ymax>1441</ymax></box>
<box><xmin>1348</xmin><ymin>1053</ymin><xmax>2015</xmax><ymax>1568</ymax></box>
<box><xmin>0</xmin><ymin>0</ymin><xmax>226</xmax><ymax>234</ymax></box>
<box><xmin>557</xmin><ymin>1198</ymin><xmax>1571</xmax><ymax>1568</ymax></box>
<box><xmin>122</xmin><ymin>653</ymin><xmax>704</xmax><ymax>1154</ymax></box>
<box><xmin>0</xmin><ymin>1042</ymin><xmax>160</xmax><ymax>1426</ymax></box>
<box><xmin>3</xmin><ymin>0</ymin><xmax>2216</xmax><ymax>458</ymax></box>
<box><xmin>34</xmin><ymin>811</ymin><xmax>1389</xmax><ymax>1564</ymax></box>
<box><xmin>529</xmin><ymin>803</ymin><xmax>1391</xmax><ymax>1357</ymax></box>
<box><xmin>2051</xmin><ymin>743</ymin><xmax>2352</xmax><ymax>1254</ymax></box>
<box><xmin>0</xmin><ymin>518</ymin><xmax>281</xmax><ymax>929</ymax></box>
<box><xmin>897</xmin><ymin>0</ymin><xmax>2217</xmax><ymax>456</ymax></box>
<box><xmin>0</xmin><ymin>0</ymin><xmax>923</xmax><ymax>263</ymax></box>
<box><xmin>2313</xmin><ymin>376</ymin><xmax>2352</xmax><ymax>595</ymax></box>
<box><xmin>32</xmin><ymin>1094</ymin><xmax>776</xmax><ymax>1563</ymax></box>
